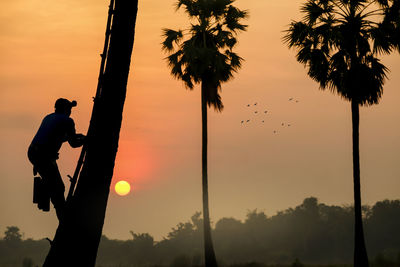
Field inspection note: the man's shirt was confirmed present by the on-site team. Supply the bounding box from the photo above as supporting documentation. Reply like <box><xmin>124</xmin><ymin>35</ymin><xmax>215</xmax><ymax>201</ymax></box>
<box><xmin>30</xmin><ymin>112</ymin><xmax>77</xmax><ymax>158</ymax></box>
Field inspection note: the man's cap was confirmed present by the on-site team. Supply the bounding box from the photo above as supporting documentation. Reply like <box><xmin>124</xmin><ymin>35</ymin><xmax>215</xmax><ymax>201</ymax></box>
<box><xmin>55</xmin><ymin>98</ymin><xmax>77</xmax><ymax>110</ymax></box>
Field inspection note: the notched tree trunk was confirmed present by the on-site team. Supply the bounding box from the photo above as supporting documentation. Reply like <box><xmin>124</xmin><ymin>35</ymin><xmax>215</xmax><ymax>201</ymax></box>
<box><xmin>43</xmin><ymin>1</ymin><xmax>138</xmax><ymax>266</ymax></box>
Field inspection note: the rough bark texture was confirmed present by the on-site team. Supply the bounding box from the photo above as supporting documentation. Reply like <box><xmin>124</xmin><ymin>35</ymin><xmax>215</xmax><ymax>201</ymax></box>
<box><xmin>351</xmin><ymin>100</ymin><xmax>369</xmax><ymax>267</ymax></box>
<box><xmin>201</xmin><ymin>82</ymin><xmax>218</xmax><ymax>267</ymax></box>
<box><xmin>43</xmin><ymin>1</ymin><xmax>138</xmax><ymax>266</ymax></box>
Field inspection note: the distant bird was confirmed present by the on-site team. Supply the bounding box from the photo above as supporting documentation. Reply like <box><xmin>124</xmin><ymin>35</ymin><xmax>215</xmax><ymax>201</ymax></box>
<box><xmin>246</xmin><ymin>119</ymin><xmax>250</xmax><ymax>122</ymax></box>
<box><xmin>288</xmin><ymin>124</ymin><xmax>291</xmax><ymax>127</ymax></box>
<box><xmin>262</xmin><ymin>120</ymin><xmax>265</xmax><ymax>123</ymax></box>
<box><xmin>247</xmin><ymin>104</ymin><xmax>250</xmax><ymax>107</ymax></box>
<box><xmin>289</xmin><ymin>97</ymin><xmax>293</xmax><ymax>101</ymax></box>
<box><xmin>264</xmin><ymin>110</ymin><xmax>268</xmax><ymax>113</ymax></box>
<box><xmin>281</xmin><ymin>123</ymin><xmax>284</xmax><ymax>126</ymax></box>
<box><xmin>273</xmin><ymin>130</ymin><xmax>277</xmax><ymax>134</ymax></box>
<box><xmin>254</xmin><ymin>111</ymin><xmax>258</xmax><ymax>114</ymax></box>
<box><xmin>254</xmin><ymin>102</ymin><xmax>257</xmax><ymax>105</ymax></box>
<box><xmin>241</xmin><ymin>120</ymin><xmax>244</xmax><ymax>124</ymax></box>
<box><xmin>296</xmin><ymin>100</ymin><xmax>299</xmax><ymax>103</ymax></box>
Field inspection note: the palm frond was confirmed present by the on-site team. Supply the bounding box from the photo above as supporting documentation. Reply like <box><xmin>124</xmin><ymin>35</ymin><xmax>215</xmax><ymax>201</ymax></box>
<box><xmin>227</xmin><ymin>50</ymin><xmax>243</xmax><ymax>71</ymax></box>
<box><xmin>167</xmin><ymin>50</ymin><xmax>184</xmax><ymax>79</ymax></box>
<box><xmin>353</xmin><ymin>60</ymin><xmax>386</xmax><ymax>105</ymax></box>
<box><xmin>176</xmin><ymin>0</ymin><xmax>200</xmax><ymax>17</ymax></box>
<box><xmin>162</xmin><ymin>29</ymin><xmax>183</xmax><ymax>51</ymax></box>
<box><xmin>214</xmin><ymin>28</ymin><xmax>237</xmax><ymax>49</ymax></box>
<box><xmin>356</xmin><ymin>32</ymin><xmax>371</xmax><ymax>56</ymax></box>
<box><xmin>384</xmin><ymin>0</ymin><xmax>400</xmax><ymax>52</ymax></box>
<box><xmin>301</xmin><ymin>1</ymin><xmax>327</xmax><ymax>25</ymax></box>
<box><xmin>211</xmin><ymin>0</ymin><xmax>233</xmax><ymax>19</ymax></box>
<box><xmin>368</xmin><ymin>55</ymin><xmax>389</xmax><ymax>87</ymax></box>
<box><xmin>208</xmin><ymin>92</ymin><xmax>224</xmax><ymax>111</ymax></box>
<box><xmin>181</xmin><ymin>72</ymin><xmax>194</xmax><ymax>90</ymax></box>
<box><xmin>213</xmin><ymin>52</ymin><xmax>234</xmax><ymax>82</ymax></box>
<box><xmin>307</xmin><ymin>48</ymin><xmax>330</xmax><ymax>88</ymax></box>
<box><xmin>225</xmin><ymin>5</ymin><xmax>249</xmax><ymax>33</ymax></box>
<box><xmin>384</xmin><ymin>0</ymin><xmax>400</xmax><ymax>23</ymax></box>
<box><xmin>225</xmin><ymin>37</ymin><xmax>237</xmax><ymax>48</ymax></box>
<box><xmin>327</xmin><ymin>50</ymin><xmax>348</xmax><ymax>93</ymax></box>
<box><xmin>283</xmin><ymin>21</ymin><xmax>312</xmax><ymax>48</ymax></box>
<box><xmin>203</xmin><ymin>78</ymin><xmax>224</xmax><ymax>111</ymax></box>
<box><xmin>349</xmin><ymin>0</ymin><xmax>369</xmax><ymax>12</ymax></box>
<box><xmin>358</xmin><ymin>0</ymin><xmax>377</xmax><ymax>14</ymax></box>
<box><xmin>315</xmin><ymin>19</ymin><xmax>336</xmax><ymax>48</ymax></box>
<box><xmin>370</xmin><ymin>22</ymin><xmax>394</xmax><ymax>54</ymax></box>
<box><xmin>295</xmin><ymin>41</ymin><xmax>313</xmax><ymax>64</ymax></box>
<box><xmin>376</xmin><ymin>0</ymin><xmax>389</xmax><ymax>8</ymax></box>
<box><xmin>332</xmin><ymin>0</ymin><xmax>351</xmax><ymax>17</ymax></box>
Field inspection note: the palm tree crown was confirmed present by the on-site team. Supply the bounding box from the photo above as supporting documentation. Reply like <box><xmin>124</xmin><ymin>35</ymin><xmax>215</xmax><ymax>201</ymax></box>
<box><xmin>284</xmin><ymin>0</ymin><xmax>399</xmax><ymax>106</ymax></box>
<box><xmin>162</xmin><ymin>0</ymin><xmax>248</xmax><ymax>111</ymax></box>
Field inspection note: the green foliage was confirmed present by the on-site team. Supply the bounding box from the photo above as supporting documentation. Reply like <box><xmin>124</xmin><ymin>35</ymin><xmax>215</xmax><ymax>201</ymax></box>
<box><xmin>284</xmin><ymin>0</ymin><xmax>399</xmax><ymax>106</ymax></box>
<box><xmin>162</xmin><ymin>0</ymin><xmax>248</xmax><ymax>111</ymax></box>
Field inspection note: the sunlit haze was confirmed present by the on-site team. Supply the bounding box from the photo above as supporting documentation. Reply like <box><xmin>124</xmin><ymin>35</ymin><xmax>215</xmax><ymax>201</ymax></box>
<box><xmin>0</xmin><ymin>0</ymin><xmax>399</xmax><ymax>241</ymax></box>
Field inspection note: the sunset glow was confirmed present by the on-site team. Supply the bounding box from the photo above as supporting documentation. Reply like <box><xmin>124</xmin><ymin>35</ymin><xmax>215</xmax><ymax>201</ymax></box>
<box><xmin>0</xmin><ymin>0</ymin><xmax>399</xmax><ymax>242</ymax></box>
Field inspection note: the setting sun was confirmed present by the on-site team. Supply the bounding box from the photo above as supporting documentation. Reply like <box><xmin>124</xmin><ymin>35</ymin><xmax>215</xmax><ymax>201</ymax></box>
<box><xmin>114</xmin><ymin>180</ymin><xmax>131</xmax><ymax>196</ymax></box>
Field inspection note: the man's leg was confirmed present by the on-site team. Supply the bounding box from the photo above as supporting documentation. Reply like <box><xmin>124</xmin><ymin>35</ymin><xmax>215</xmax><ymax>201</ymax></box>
<box><xmin>37</xmin><ymin>161</ymin><xmax>66</xmax><ymax>221</ymax></box>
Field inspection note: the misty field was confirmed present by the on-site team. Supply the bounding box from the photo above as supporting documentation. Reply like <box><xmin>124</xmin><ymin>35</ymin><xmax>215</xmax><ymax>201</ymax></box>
<box><xmin>1</xmin><ymin>198</ymin><xmax>399</xmax><ymax>267</ymax></box>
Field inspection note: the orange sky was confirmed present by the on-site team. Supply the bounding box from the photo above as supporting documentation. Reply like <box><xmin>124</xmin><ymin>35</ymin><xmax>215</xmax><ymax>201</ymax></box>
<box><xmin>0</xmin><ymin>0</ymin><xmax>399</xmax><ymax>240</ymax></box>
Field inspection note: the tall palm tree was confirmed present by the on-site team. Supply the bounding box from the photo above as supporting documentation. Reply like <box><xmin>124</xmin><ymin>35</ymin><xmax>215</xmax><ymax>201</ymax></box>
<box><xmin>284</xmin><ymin>0</ymin><xmax>398</xmax><ymax>266</ymax></box>
<box><xmin>43</xmin><ymin>1</ymin><xmax>138</xmax><ymax>266</ymax></box>
<box><xmin>162</xmin><ymin>1</ymin><xmax>247</xmax><ymax>266</ymax></box>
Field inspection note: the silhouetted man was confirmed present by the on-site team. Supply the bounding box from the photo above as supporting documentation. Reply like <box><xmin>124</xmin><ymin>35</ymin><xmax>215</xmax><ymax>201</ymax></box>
<box><xmin>28</xmin><ymin>98</ymin><xmax>85</xmax><ymax>221</ymax></box>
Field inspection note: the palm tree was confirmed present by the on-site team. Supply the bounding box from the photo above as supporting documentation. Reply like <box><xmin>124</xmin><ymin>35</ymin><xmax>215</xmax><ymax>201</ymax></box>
<box><xmin>162</xmin><ymin>1</ymin><xmax>248</xmax><ymax>266</ymax></box>
<box><xmin>43</xmin><ymin>1</ymin><xmax>138</xmax><ymax>266</ymax></box>
<box><xmin>284</xmin><ymin>0</ymin><xmax>399</xmax><ymax>266</ymax></box>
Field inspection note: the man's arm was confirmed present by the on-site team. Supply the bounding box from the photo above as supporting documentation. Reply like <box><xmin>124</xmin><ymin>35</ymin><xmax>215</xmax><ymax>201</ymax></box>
<box><xmin>67</xmin><ymin>119</ymin><xmax>86</xmax><ymax>148</ymax></box>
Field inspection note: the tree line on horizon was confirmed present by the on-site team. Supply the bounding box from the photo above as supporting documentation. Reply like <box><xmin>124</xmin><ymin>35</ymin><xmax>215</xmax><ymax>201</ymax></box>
<box><xmin>2</xmin><ymin>198</ymin><xmax>400</xmax><ymax>267</ymax></box>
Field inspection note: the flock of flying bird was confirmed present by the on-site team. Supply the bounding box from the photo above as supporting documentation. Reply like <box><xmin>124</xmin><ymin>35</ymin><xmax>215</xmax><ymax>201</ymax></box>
<box><xmin>240</xmin><ymin>97</ymin><xmax>300</xmax><ymax>134</ymax></box>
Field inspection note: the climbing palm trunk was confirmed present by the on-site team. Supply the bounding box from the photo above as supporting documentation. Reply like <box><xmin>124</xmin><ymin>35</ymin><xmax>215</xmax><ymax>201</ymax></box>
<box><xmin>201</xmin><ymin>82</ymin><xmax>218</xmax><ymax>267</ymax></box>
<box><xmin>351</xmin><ymin>100</ymin><xmax>369</xmax><ymax>267</ymax></box>
<box><xmin>43</xmin><ymin>1</ymin><xmax>138</xmax><ymax>266</ymax></box>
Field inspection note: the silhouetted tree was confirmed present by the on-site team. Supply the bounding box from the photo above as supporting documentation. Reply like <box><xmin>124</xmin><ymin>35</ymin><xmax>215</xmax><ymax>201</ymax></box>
<box><xmin>162</xmin><ymin>1</ymin><xmax>248</xmax><ymax>266</ymax></box>
<box><xmin>125</xmin><ymin>232</ymin><xmax>155</xmax><ymax>265</ymax></box>
<box><xmin>4</xmin><ymin>226</ymin><xmax>22</xmax><ymax>243</ymax></box>
<box><xmin>365</xmin><ymin>200</ymin><xmax>400</xmax><ymax>257</ymax></box>
<box><xmin>43</xmin><ymin>1</ymin><xmax>138</xmax><ymax>266</ymax></box>
<box><xmin>284</xmin><ymin>1</ymin><xmax>399</xmax><ymax>266</ymax></box>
